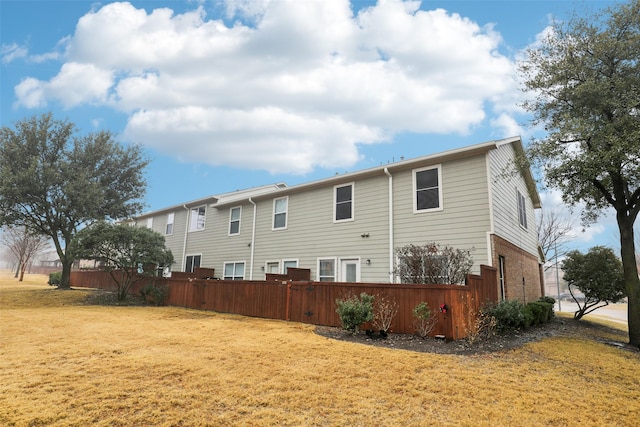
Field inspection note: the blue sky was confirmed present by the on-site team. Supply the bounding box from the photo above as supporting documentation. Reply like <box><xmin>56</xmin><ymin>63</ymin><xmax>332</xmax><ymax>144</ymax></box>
<box><xmin>1</xmin><ymin>0</ymin><xmax>632</xmax><ymax>254</ymax></box>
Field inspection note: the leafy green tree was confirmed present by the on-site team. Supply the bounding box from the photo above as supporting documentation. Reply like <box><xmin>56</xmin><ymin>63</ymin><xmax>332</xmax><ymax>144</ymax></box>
<box><xmin>520</xmin><ymin>0</ymin><xmax>640</xmax><ymax>345</ymax></box>
<box><xmin>0</xmin><ymin>114</ymin><xmax>148</xmax><ymax>289</ymax></box>
<box><xmin>72</xmin><ymin>221</ymin><xmax>174</xmax><ymax>301</ymax></box>
<box><xmin>561</xmin><ymin>247</ymin><xmax>626</xmax><ymax>320</ymax></box>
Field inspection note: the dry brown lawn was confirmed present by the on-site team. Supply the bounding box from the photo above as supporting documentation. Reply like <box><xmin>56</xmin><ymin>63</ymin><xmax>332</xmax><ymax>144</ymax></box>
<box><xmin>1</xmin><ymin>271</ymin><xmax>639</xmax><ymax>426</ymax></box>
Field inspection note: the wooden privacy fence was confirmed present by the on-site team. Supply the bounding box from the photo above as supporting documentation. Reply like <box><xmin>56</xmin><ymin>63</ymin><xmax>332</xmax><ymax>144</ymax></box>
<box><xmin>70</xmin><ymin>265</ymin><xmax>498</xmax><ymax>340</ymax></box>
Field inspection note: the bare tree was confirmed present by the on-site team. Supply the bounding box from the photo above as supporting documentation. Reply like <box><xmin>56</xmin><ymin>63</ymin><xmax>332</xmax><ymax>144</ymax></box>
<box><xmin>0</xmin><ymin>226</ymin><xmax>50</xmax><ymax>280</ymax></box>
<box><xmin>536</xmin><ymin>209</ymin><xmax>575</xmax><ymax>270</ymax></box>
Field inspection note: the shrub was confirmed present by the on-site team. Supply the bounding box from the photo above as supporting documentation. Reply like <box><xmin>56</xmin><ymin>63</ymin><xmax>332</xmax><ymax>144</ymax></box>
<box><xmin>522</xmin><ymin>304</ymin><xmax>536</xmax><ymax>328</ymax></box>
<box><xmin>336</xmin><ymin>293</ymin><xmax>374</xmax><ymax>333</ymax></box>
<box><xmin>48</xmin><ymin>271</ymin><xmax>62</xmax><ymax>286</ymax></box>
<box><xmin>412</xmin><ymin>301</ymin><xmax>438</xmax><ymax>338</ymax></box>
<box><xmin>539</xmin><ymin>296</ymin><xmax>556</xmax><ymax>305</ymax></box>
<box><xmin>394</xmin><ymin>242</ymin><xmax>474</xmax><ymax>284</ymax></box>
<box><xmin>372</xmin><ymin>295</ymin><xmax>399</xmax><ymax>334</ymax></box>
<box><xmin>484</xmin><ymin>300</ymin><xmax>526</xmax><ymax>332</ymax></box>
<box><xmin>141</xmin><ymin>283</ymin><xmax>169</xmax><ymax>306</ymax></box>
<box><xmin>466</xmin><ymin>308</ymin><xmax>497</xmax><ymax>345</ymax></box>
<box><xmin>529</xmin><ymin>300</ymin><xmax>554</xmax><ymax>323</ymax></box>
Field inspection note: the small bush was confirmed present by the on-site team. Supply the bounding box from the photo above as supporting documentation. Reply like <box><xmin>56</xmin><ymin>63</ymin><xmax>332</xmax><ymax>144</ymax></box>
<box><xmin>372</xmin><ymin>295</ymin><xmax>399</xmax><ymax>334</ymax></box>
<box><xmin>412</xmin><ymin>301</ymin><xmax>438</xmax><ymax>338</ymax></box>
<box><xmin>522</xmin><ymin>304</ymin><xmax>536</xmax><ymax>328</ymax></box>
<box><xmin>48</xmin><ymin>271</ymin><xmax>62</xmax><ymax>286</ymax></box>
<box><xmin>466</xmin><ymin>308</ymin><xmax>497</xmax><ymax>345</ymax></box>
<box><xmin>539</xmin><ymin>296</ymin><xmax>556</xmax><ymax>305</ymax></box>
<box><xmin>484</xmin><ymin>300</ymin><xmax>526</xmax><ymax>332</ymax></box>
<box><xmin>529</xmin><ymin>300</ymin><xmax>554</xmax><ymax>323</ymax></box>
<box><xmin>141</xmin><ymin>283</ymin><xmax>169</xmax><ymax>306</ymax></box>
<box><xmin>336</xmin><ymin>293</ymin><xmax>374</xmax><ymax>333</ymax></box>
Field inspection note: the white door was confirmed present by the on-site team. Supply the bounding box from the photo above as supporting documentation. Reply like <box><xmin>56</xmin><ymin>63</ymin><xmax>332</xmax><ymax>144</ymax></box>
<box><xmin>340</xmin><ymin>259</ymin><xmax>360</xmax><ymax>282</ymax></box>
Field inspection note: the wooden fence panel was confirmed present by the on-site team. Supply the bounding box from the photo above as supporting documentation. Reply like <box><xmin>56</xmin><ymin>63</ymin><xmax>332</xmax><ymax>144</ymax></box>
<box><xmin>69</xmin><ymin>266</ymin><xmax>499</xmax><ymax>340</ymax></box>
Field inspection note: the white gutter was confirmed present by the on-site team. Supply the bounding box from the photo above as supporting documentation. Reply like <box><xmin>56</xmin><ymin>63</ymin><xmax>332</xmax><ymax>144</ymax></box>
<box><xmin>182</xmin><ymin>205</ymin><xmax>189</xmax><ymax>272</ymax></box>
<box><xmin>384</xmin><ymin>168</ymin><xmax>394</xmax><ymax>283</ymax></box>
<box><xmin>249</xmin><ymin>198</ymin><xmax>257</xmax><ymax>280</ymax></box>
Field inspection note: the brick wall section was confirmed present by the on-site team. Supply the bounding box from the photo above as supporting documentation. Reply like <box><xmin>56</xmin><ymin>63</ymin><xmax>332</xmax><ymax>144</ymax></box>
<box><xmin>491</xmin><ymin>234</ymin><xmax>543</xmax><ymax>304</ymax></box>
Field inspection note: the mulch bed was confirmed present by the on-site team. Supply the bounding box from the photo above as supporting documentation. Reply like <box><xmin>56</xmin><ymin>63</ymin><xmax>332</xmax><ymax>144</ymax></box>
<box><xmin>315</xmin><ymin>317</ymin><xmax>639</xmax><ymax>355</ymax></box>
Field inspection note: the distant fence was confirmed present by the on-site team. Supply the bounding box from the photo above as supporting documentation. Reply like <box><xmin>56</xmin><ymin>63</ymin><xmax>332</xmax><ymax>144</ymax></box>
<box><xmin>70</xmin><ymin>265</ymin><xmax>498</xmax><ymax>340</ymax></box>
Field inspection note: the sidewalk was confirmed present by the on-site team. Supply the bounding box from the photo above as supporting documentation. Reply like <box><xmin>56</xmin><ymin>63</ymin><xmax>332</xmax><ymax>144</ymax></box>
<box><xmin>555</xmin><ymin>300</ymin><xmax>628</xmax><ymax>327</ymax></box>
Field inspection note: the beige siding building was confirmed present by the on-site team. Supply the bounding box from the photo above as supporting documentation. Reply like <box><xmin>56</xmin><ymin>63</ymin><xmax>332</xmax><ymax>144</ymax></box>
<box><xmin>133</xmin><ymin>136</ymin><xmax>544</xmax><ymax>303</ymax></box>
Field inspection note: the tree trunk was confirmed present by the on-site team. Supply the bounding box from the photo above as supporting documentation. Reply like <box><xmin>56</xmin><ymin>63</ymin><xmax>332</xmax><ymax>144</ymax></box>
<box><xmin>618</xmin><ymin>215</ymin><xmax>639</xmax><ymax>347</ymax></box>
<box><xmin>13</xmin><ymin>256</ymin><xmax>21</xmax><ymax>278</ymax></box>
<box><xmin>59</xmin><ymin>257</ymin><xmax>73</xmax><ymax>289</ymax></box>
<box><xmin>19</xmin><ymin>261</ymin><xmax>26</xmax><ymax>281</ymax></box>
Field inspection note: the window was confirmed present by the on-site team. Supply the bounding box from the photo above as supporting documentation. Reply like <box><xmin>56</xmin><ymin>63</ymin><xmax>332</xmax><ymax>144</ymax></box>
<box><xmin>414</xmin><ymin>166</ymin><xmax>442</xmax><ymax>212</ymax></box>
<box><xmin>146</xmin><ymin>218</ymin><xmax>153</xmax><ymax>228</ymax></box>
<box><xmin>517</xmin><ymin>190</ymin><xmax>528</xmax><ymax>229</ymax></box>
<box><xmin>273</xmin><ymin>197</ymin><xmax>288</xmax><ymax>229</ymax></box>
<box><xmin>223</xmin><ymin>262</ymin><xmax>245</xmax><ymax>280</ymax></box>
<box><xmin>166</xmin><ymin>213</ymin><xmax>174</xmax><ymax>235</ymax></box>
<box><xmin>498</xmin><ymin>255</ymin><xmax>506</xmax><ymax>301</ymax></box>
<box><xmin>334</xmin><ymin>183</ymin><xmax>354</xmax><ymax>222</ymax></box>
<box><xmin>185</xmin><ymin>255</ymin><xmax>201</xmax><ymax>273</ymax></box>
<box><xmin>283</xmin><ymin>259</ymin><xmax>298</xmax><ymax>273</ymax></box>
<box><xmin>189</xmin><ymin>206</ymin><xmax>206</xmax><ymax>231</ymax></box>
<box><xmin>318</xmin><ymin>258</ymin><xmax>336</xmax><ymax>282</ymax></box>
<box><xmin>229</xmin><ymin>207</ymin><xmax>241</xmax><ymax>235</ymax></box>
<box><xmin>265</xmin><ymin>262</ymin><xmax>280</xmax><ymax>274</ymax></box>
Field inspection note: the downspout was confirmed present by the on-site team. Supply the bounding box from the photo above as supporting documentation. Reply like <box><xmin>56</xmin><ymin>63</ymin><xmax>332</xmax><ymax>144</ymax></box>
<box><xmin>384</xmin><ymin>168</ymin><xmax>394</xmax><ymax>283</ymax></box>
<box><xmin>249</xmin><ymin>198</ymin><xmax>257</xmax><ymax>280</ymax></box>
<box><xmin>182</xmin><ymin>205</ymin><xmax>189</xmax><ymax>272</ymax></box>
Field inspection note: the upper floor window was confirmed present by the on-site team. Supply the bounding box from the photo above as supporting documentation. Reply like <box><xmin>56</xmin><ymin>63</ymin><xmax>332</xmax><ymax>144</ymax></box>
<box><xmin>223</xmin><ymin>262</ymin><xmax>245</xmax><ymax>280</ymax></box>
<box><xmin>229</xmin><ymin>207</ymin><xmax>241</xmax><ymax>235</ymax></box>
<box><xmin>146</xmin><ymin>218</ymin><xmax>153</xmax><ymax>228</ymax></box>
<box><xmin>335</xmin><ymin>183</ymin><xmax>354</xmax><ymax>222</ymax></box>
<box><xmin>166</xmin><ymin>213</ymin><xmax>174</xmax><ymax>235</ymax></box>
<box><xmin>189</xmin><ymin>206</ymin><xmax>206</xmax><ymax>232</ymax></box>
<box><xmin>273</xmin><ymin>197</ymin><xmax>288</xmax><ymax>230</ymax></box>
<box><xmin>517</xmin><ymin>190</ymin><xmax>528</xmax><ymax>229</ymax></box>
<box><xmin>414</xmin><ymin>165</ymin><xmax>442</xmax><ymax>212</ymax></box>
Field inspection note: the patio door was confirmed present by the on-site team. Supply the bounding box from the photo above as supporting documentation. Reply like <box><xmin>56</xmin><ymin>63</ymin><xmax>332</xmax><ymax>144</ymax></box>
<box><xmin>340</xmin><ymin>259</ymin><xmax>360</xmax><ymax>282</ymax></box>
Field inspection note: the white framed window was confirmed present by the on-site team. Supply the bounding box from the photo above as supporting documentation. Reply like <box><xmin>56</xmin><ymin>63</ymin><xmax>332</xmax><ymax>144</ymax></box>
<box><xmin>283</xmin><ymin>259</ymin><xmax>298</xmax><ymax>273</ymax></box>
<box><xmin>265</xmin><ymin>261</ymin><xmax>280</xmax><ymax>274</ymax></box>
<box><xmin>223</xmin><ymin>262</ymin><xmax>245</xmax><ymax>280</ymax></box>
<box><xmin>317</xmin><ymin>258</ymin><xmax>336</xmax><ymax>282</ymax></box>
<box><xmin>229</xmin><ymin>206</ymin><xmax>241</xmax><ymax>235</ymax></box>
<box><xmin>166</xmin><ymin>213</ymin><xmax>174</xmax><ymax>235</ymax></box>
<box><xmin>517</xmin><ymin>190</ymin><xmax>528</xmax><ymax>229</ymax></box>
<box><xmin>185</xmin><ymin>254</ymin><xmax>201</xmax><ymax>273</ymax></box>
<box><xmin>146</xmin><ymin>218</ymin><xmax>153</xmax><ymax>228</ymax></box>
<box><xmin>189</xmin><ymin>206</ymin><xmax>206</xmax><ymax>232</ymax></box>
<box><xmin>273</xmin><ymin>196</ymin><xmax>288</xmax><ymax>230</ymax></box>
<box><xmin>334</xmin><ymin>183</ymin><xmax>354</xmax><ymax>222</ymax></box>
<box><xmin>413</xmin><ymin>165</ymin><xmax>443</xmax><ymax>213</ymax></box>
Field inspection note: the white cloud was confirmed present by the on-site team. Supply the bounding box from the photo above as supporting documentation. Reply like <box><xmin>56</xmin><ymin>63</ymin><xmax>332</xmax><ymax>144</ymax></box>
<box><xmin>13</xmin><ymin>0</ymin><xmax>521</xmax><ymax>174</ymax></box>
<box><xmin>14</xmin><ymin>78</ymin><xmax>46</xmax><ymax>108</ymax></box>
<box><xmin>1</xmin><ymin>43</ymin><xmax>28</xmax><ymax>64</ymax></box>
<box><xmin>14</xmin><ymin>63</ymin><xmax>113</xmax><ymax>109</ymax></box>
<box><xmin>490</xmin><ymin>113</ymin><xmax>524</xmax><ymax>139</ymax></box>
